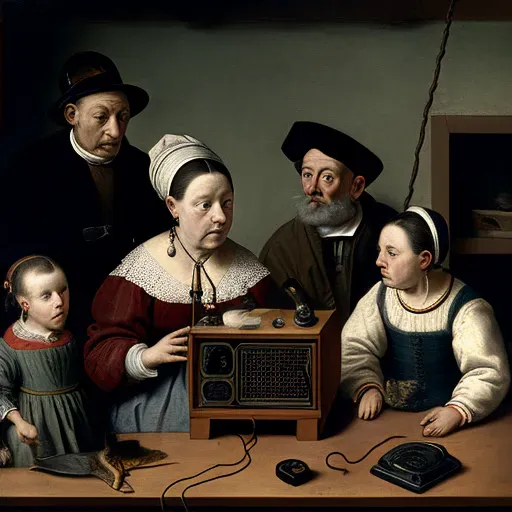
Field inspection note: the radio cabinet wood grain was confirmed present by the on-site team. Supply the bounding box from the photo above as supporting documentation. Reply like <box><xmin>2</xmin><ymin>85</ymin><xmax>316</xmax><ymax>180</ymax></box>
<box><xmin>188</xmin><ymin>309</ymin><xmax>340</xmax><ymax>441</ymax></box>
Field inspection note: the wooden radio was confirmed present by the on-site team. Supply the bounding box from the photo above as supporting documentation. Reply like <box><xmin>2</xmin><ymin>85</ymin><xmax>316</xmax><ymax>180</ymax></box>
<box><xmin>188</xmin><ymin>308</ymin><xmax>340</xmax><ymax>441</ymax></box>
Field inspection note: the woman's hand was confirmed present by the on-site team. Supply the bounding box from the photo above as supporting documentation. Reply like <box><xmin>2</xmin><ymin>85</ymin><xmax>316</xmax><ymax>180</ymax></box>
<box><xmin>141</xmin><ymin>326</ymin><xmax>190</xmax><ymax>369</ymax></box>
<box><xmin>358</xmin><ymin>388</ymin><xmax>383</xmax><ymax>420</ymax></box>
<box><xmin>420</xmin><ymin>406</ymin><xmax>462</xmax><ymax>437</ymax></box>
<box><xmin>7</xmin><ymin>411</ymin><xmax>39</xmax><ymax>445</ymax></box>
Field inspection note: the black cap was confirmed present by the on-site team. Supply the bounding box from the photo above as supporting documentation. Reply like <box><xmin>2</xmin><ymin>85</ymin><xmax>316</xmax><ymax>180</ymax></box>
<box><xmin>282</xmin><ymin>121</ymin><xmax>383</xmax><ymax>186</ymax></box>
<box><xmin>49</xmin><ymin>51</ymin><xmax>149</xmax><ymax>126</ymax></box>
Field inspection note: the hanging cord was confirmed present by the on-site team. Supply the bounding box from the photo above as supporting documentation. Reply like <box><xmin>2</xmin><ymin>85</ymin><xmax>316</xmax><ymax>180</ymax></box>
<box><xmin>403</xmin><ymin>0</ymin><xmax>458</xmax><ymax>211</ymax></box>
<box><xmin>175</xmin><ymin>230</ymin><xmax>217</xmax><ymax>305</ymax></box>
<box><xmin>325</xmin><ymin>435</ymin><xmax>407</xmax><ymax>474</ymax></box>
<box><xmin>160</xmin><ymin>419</ymin><xmax>257</xmax><ymax>512</ymax></box>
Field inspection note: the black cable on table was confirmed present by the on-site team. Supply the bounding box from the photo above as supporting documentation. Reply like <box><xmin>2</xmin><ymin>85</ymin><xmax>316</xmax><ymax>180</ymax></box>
<box><xmin>325</xmin><ymin>435</ymin><xmax>407</xmax><ymax>474</ymax></box>
<box><xmin>160</xmin><ymin>418</ymin><xmax>257</xmax><ymax>511</ymax></box>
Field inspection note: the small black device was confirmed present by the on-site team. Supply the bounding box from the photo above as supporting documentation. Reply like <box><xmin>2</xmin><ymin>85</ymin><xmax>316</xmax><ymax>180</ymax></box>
<box><xmin>272</xmin><ymin>317</ymin><xmax>285</xmax><ymax>328</ymax></box>
<box><xmin>282</xmin><ymin>279</ymin><xmax>318</xmax><ymax>328</ymax></box>
<box><xmin>370</xmin><ymin>441</ymin><xmax>462</xmax><ymax>494</ymax></box>
<box><xmin>276</xmin><ymin>459</ymin><xmax>313</xmax><ymax>486</ymax></box>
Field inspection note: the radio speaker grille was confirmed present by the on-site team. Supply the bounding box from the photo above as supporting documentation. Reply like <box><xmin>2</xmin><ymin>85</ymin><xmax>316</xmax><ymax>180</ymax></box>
<box><xmin>198</xmin><ymin>341</ymin><xmax>314</xmax><ymax>408</ymax></box>
<box><xmin>236</xmin><ymin>343</ymin><xmax>313</xmax><ymax>407</ymax></box>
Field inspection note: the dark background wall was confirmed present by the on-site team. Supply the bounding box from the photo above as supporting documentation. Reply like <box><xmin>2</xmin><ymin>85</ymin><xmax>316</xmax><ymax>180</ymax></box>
<box><xmin>2</xmin><ymin>1</ymin><xmax>512</xmax><ymax>254</ymax></box>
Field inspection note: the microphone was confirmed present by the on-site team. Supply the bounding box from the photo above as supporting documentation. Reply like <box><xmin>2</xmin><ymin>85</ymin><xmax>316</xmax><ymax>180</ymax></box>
<box><xmin>282</xmin><ymin>278</ymin><xmax>318</xmax><ymax>328</ymax></box>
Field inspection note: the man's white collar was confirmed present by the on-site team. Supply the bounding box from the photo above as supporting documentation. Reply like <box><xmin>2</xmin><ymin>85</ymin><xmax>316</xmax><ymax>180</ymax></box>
<box><xmin>70</xmin><ymin>129</ymin><xmax>114</xmax><ymax>166</ymax></box>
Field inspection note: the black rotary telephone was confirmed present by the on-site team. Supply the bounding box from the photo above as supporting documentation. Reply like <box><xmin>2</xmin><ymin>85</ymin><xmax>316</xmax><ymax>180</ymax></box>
<box><xmin>326</xmin><ymin>437</ymin><xmax>461</xmax><ymax>494</ymax></box>
<box><xmin>282</xmin><ymin>279</ymin><xmax>318</xmax><ymax>328</ymax></box>
<box><xmin>370</xmin><ymin>441</ymin><xmax>462</xmax><ymax>493</ymax></box>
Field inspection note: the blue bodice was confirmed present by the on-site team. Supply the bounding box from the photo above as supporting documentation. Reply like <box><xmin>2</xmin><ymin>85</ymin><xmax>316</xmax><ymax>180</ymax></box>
<box><xmin>376</xmin><ymin>281</ymin><xmax>480</xmax><ymax>411</ymax></box>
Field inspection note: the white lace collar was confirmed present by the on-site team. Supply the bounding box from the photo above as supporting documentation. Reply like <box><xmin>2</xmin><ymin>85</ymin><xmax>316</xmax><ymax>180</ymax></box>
<box><xmin>110</xmin><ymin>242</ymin><xmax>269</xmax><ymax>304</ymax></box>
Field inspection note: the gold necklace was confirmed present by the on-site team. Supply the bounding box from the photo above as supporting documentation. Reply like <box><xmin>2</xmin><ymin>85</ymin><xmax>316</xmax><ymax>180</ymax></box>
<box><xmin>396</xmin><ymin>275</ymin><xmax>454</xmax><ymax>314</ymax></box>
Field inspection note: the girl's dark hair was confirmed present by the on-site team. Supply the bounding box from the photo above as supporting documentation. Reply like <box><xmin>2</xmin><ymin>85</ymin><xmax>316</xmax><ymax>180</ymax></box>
<box><xmin>4</xmin><ymin>256</ymin><xmax>62</xmax><ymax>315</ymax></box>
<box><xmin>168</xmin><ymin>159</ymin><xmax>234</xmax><ymax>227</ymax></box>
<box><xmin>386</xmin><ymin>212</ymin><xmax>437</xmax><ymax>269</ymax></box>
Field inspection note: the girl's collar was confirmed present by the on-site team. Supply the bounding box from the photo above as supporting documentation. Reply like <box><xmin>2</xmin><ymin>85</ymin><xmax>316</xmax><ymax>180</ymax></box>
<box><xmin>13</xmin><ymin>316</ymin><xmax>60</xmax><ymax>343</ymax></box>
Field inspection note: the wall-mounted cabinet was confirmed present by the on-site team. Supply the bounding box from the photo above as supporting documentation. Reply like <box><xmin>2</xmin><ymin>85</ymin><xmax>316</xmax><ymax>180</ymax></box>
<box><xmin>431</xmin><ymin>115</ymin><xmax>512</xmax><ymax>352</ymax></box>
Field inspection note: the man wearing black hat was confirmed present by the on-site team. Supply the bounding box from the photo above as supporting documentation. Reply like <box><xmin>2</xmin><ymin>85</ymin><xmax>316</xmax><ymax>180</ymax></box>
<box><xmin>260</xmin><ymin>121</ymin><xmax>396</xmax><ymax>326</ymax></box>
<box><xmin>0</xmin><ymin>51</ymin><xmax>168</xmax><ymax>337</ymax></box>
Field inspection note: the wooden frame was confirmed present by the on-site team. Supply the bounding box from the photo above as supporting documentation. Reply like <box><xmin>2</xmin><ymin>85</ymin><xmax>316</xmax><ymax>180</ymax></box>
<box><xmin>5</xmin><ymin>1</ymin><xmax>512</xmax><ymax>22</ymax></box>
<box><xmin>431</xmin><ymin>115</ymin><xmax>512</xmax><ymax>255</ymax></box>
<box><xmin>188</xmin><ymin>309</ymin><xmax>340</xmax><ymax>441</ymax></box>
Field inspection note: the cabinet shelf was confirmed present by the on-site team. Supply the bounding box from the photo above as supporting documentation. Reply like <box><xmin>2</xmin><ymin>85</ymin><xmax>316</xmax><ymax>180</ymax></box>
<box><xmin>453</xmin><ymin>237</ymin><xmax>512</xmax><ymax>255</ymax></box>
<box><xmin>432</xmin><ymin>115</ymin><xmax>512</xmax><ymax>257</ymax></box>
<box><xmin>431</xmin><ymin>115</ymin><xmax>512</xmax><ymax>347</ymax></box>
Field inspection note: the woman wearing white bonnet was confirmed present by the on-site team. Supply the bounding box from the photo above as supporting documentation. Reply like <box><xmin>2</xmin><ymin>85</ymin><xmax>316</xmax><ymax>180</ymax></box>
<box><xmin>341</xmin><ymin>206</ymin><xmax>510</xmax><ymax>438</ymax></box>
<box><xmin>84</xmin><ymin>134</ymin><xmax>275</xmax><ymax>433</ymax></box>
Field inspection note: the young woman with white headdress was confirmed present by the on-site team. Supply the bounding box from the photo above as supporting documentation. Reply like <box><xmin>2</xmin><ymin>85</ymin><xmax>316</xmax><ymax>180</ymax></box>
<box><xmin>340</xmin><ymin>206</ymin><xmax>510</xmax><ymax>437</ymax></box>
<box><xmin>84</xmin><ymin>134</ymin><xmax>275</xmax><ymax>433</ymax></box>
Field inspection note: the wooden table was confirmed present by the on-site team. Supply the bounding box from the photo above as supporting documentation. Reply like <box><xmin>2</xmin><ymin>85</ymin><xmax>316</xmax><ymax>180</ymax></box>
<box><xmin>1</xmin><ymin>404</ymin><xmax>511</xmax><ymax>509</ymax></box>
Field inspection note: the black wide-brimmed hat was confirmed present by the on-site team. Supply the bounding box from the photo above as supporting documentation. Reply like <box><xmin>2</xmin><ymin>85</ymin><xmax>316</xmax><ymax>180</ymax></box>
<box><xmin>50</xmin><ymin>51</ymin><xmax>149</xmax><ymax>126</ymax></box>
<box><xmin>282</xmin><ymin>121</ymin><xmax>383</xmax><ymax>186</ymax></box>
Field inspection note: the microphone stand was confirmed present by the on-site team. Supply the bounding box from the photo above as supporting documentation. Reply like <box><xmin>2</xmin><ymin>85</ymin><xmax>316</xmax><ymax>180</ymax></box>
<box><xmin>190</xmin><ymin>261</ymin><xmax>223</xmax><ymax>327</ymax></box>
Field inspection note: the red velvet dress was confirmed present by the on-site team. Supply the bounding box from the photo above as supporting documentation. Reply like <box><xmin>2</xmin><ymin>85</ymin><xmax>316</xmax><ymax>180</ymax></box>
<box><xmin>84</xmin><ymin>241</ymin><xmax>275</xmax><ymax>432</ymax></box>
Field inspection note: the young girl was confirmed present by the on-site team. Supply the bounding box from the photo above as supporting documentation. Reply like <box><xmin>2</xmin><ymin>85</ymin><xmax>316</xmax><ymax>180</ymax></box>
<box><xmin>341</xmin><ymin>207</ymin><xmax>511</xmax><ymax>437</ymax></box>
<box><xmin>0</xmin><ymin>255</ymin><xmax>94</xmax><ymax>466</ymax></box>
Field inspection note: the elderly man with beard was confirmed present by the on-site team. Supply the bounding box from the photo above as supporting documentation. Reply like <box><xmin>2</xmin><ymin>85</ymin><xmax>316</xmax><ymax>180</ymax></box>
<box><xmin>260</xmin><ymin>121</ymin><xmax>396</xmax><ymax>327</ymax></box>
<box><xmin>0</xmin><ymin>51</ymin><xmax>168</xmax><ymax>337</ymax></box>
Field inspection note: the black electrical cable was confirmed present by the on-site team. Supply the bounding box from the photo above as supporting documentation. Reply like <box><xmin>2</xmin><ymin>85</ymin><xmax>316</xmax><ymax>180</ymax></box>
<box><xmin>403</xmin><ymin>0</ymin><xmax>458</xmax><ymax>210</ymax></box>
<box><xmin>160</xmin><ymin>418</ymin><xmax>257</xmax><ymax>512</ymax></box>
<box><xmin>325</xmin><ymin>435</ymin><xmax>407</xmax><ymax>474</ymax></box>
